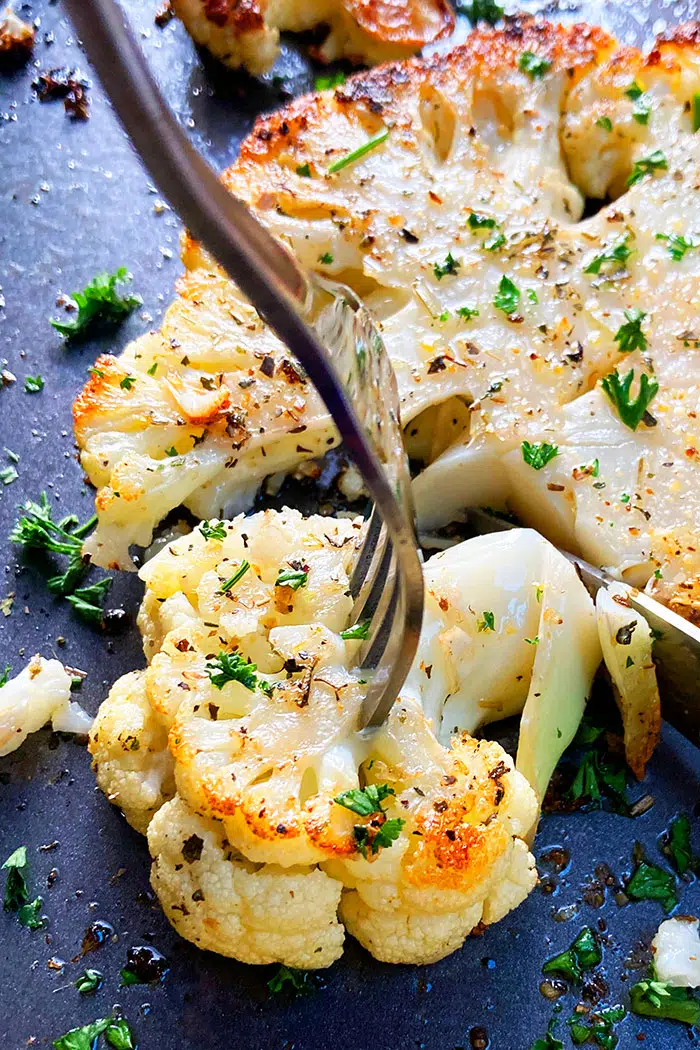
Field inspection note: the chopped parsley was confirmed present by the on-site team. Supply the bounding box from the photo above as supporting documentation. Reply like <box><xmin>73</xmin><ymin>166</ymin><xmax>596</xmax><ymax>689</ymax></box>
<box><xmin>525</xmin><ymin>636</ymin><xmax>539</xmax><ymax>646</ymax></box>
<box><xmin>467</xmin><ymin>212</ymin><xmax>497</xmax><ymax>230</ymax></box>
<box><xmin>3</xmin><ymin>845</ymin><xmax>29</xmax><ymax>911</ymax></box>
<box><xmin>275</xmin><ymin>568</ymin><xmax>308</xmax><ymax>590</ymax></box>
<box><xmin>18</xmin><ymin>896</ymin><xmax>45</xmax><ymax>930</ymax></box>
<box><xmin>614</xmin><ymin>308</ymin><xmax>647</xmax><ymax>353</ymax></box>
<box><xmin>518</xmin><ymin>51</ymin><xmax>552</xmax><ymax>79</ymax></box>
<box><xmin>527</xmin><ymin>288</ymin><xmax>539</xmax><ymax>304</ymax></box>
<box><xmin>477</xmin><ymin>610</ymin><xmax>495</xmax><ymax>632</ymax></box>
<box><xmin>662</xmin><ymin>812</ymin><xmax>694</xmax><ymax>875</ymax></box>
<box><xmin>484</xmin><ymin>230</ymin><xmax>506</xmax><ymax>252</ymax></box>
<box><xmin>318</xmin><ymin>252</ymin><xmax>334</xmax><ymax>265</ymax></box>
<box><xmin>529</xmin><ymin>1022</ymin><xmax>564</xmax><ymax>1050</ymax></box>
<box><xmin>559</xmin><ymin>719</ymin><xmax>631</xmax><ymax>814</ymax></box>
<box><xmin>340</xmin><ymin>619</ymin><xmax>371</xmax><ymax>641</ymax></box>
<box><xmin>50</xmin><ymin>267</ymin><xmax>142</xmax><ymax>339</ymax></box>
<box><xmin>0</xmin><ymin>466</ymin><xmax>18</xmax><ymax>485</ymax></box>
<box><xmin>693</xmin><ymin>93</ymin><xmax>700</xmax><ymax>134</ymax></box>
<box><xmin>596</xmin><ymin>116</ymin><xmax>613</xmax><ymax>131</ymax></box>
<box><xmin>521</xmin><ymin>440</ymin><xmax>559</xmax><ymax>470</ymax></box>
<box><xmin>335</xmin><ymin>783</ymin><xmax>404</xmax><ymax>857</ymax></box>
<box><xmin>542</xmin><ymin>926</ymin><xmax>602</xmax><ymax>983</ymax></box>
<box><xmin>625</xmin><ymin>81</ymin><xmax>650</xmax><ymax>124</ymax></box>
<box><xmin>218</xmin><ymin>560</ymin><xmax>250</xmax><ymax>593</ymax></box>
<box><xmin>24</xmin><ymin>374</ymin><xmax>44</xmax><ymax>393</ymax></box>
<box><xmin>314</xmin><ymin>70</ymin><xmax>347</xmax><ymax>91</ymax></box>
<box><xmin>205</xmin><ymin>650</ymin><xmax>262</xmax><ymax>692</ymax></box>
<box><xmin>335</xmin><ymin>783</ymin><xmax>395</xmax><ymax>817</ymax></box>
<box><xmin>146</xmin><ymin>361</ymin><xmax>158</xmax><ymax>375</ymax></box>
<box><xmin>199</xmin><ymin>521</ymin><xmax>227</xmax><ymax>542</ymax></box>
<box><xmin>103</xmin><ymin>1019</ymin><xmax>134</xmax><ymax>1050</ymax></box>
<box><xmin>295</xmin><ymin>163</ymin><xmax>311</xmax><ymax>177</ymax></box>
<box><xmin>268</xmin><ymin>965</ymin><xmax>315</xmax><ymax>997</ymax></box>
<box><xmin>119</xmin><ymin>375</ymin><xmax>136</xmax><ymax>391</ymax></box>
<box><xmin>433</xmin><ymin>251</ymin><xmax>461</xmax><ymax>280</ymax></box>
<box><xmin>493</xmin><ymin>275</ymin><xmax>520</xmax><ymax>315</ymax></box>
<box><xmin>66</xmin><ymin>578</ymin><xmax>112</xmax><ymax>627</ymax></box>
<box><xmin>567</xmin><ymin>1005</ymin><xmax>625</xmax><ymax>1048</ymax></box>
<box><xmin>626</xmin><ymin>855</ymin><xmax>677</xmax><ymax>912</ymax></box>
<box><xmin>630</xmin><ymin>980</ymin><xmax>700</xmax><ymax>1025</ymax></box>
<box><xmin>354</xmin><ymin>818</ymin><xmax>405</xmax><ymax>857</ymax></box>
<box><xmin>456</xmin><ymin>304</ymin><xmax>480</xmax><ymax>320</ymax></box>
<box><xmin>626</xmin><ymin>150</ymin><xmax>668</xmax><ymax>188</ymax></box>
<box><xmin>457</xmin><ymin>0</ymin><xmax>503</xmax><ymax>23</ymax></box>
<box><xmin>601</xmin><ymin>368</ymin><xmax>658</xmax><ymax>431</ymax></box>
<box><xmin>655</xmin><ymin>232</ymin><xmax>700</xmax><ymax>261</ymax></box>
<box><xmin>584</xmin><ymin>235</ymin><xmax>634</xmax><ymax>274</ymax></box>
<box><xmin>0</xmin><ymin>665</ymin><xmax>10</xmax><ymax>687</ymax></box>
<box><xmin>53</xmin><ymin>1018</ymin><xmax>135</xmax><ymax>1050</ymax></box>
<box><xmin>76</xmin><ymin>969</ymin><xmax>104</xmax><ymax>995</ymax></box>
<box><xmin>164</xmin><ymin>446</ymin><xmax>178</xmax><ymax>457</ymax></box>
<box><xmin>327</xmin><ymin>128</ymin><xmax>389</xmax><ymax>174</ymax></box>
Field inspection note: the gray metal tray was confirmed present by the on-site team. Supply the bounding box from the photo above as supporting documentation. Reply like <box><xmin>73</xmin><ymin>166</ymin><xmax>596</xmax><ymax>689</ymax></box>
<box><xmin>1</xmin><ymin>1</ymin><xmax>699</xmax><ymax>1047</ymax></box>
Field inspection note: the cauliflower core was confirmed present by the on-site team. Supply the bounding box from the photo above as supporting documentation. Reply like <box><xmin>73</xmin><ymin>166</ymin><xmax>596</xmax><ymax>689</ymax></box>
<box><xmin>91</xmin><ymin>508</ymin><xmax>544</xmax><ymax>967</ymax></box>
<box><xmin>0</xmin><ymin>655</ymin><xmax>92</xmax><ymax>757</ymax></box>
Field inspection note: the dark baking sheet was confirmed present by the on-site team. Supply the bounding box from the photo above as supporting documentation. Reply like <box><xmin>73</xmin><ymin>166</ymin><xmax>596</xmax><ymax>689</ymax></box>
<box><xmin>1</xmin><ymin>1</ymin><xmax>700</xmax><ymax>1047</ymax></box>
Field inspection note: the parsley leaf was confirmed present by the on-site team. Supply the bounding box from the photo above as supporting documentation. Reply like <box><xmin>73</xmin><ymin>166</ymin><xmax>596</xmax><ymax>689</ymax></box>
<box><xmin>457</xmin><ymin>0</ymin><xmax>503</xmax><ymax>23</ymax></box>
<box><xmin>119</xmin><ymin>375</ymin><xmax>136</xmax><ymax>391</ymax></box>
<box><xmin>275</xmin><ymin>568</ymin><xmax>308</xmax><ymax>590</ymax></box>
<box><xmin>584</xmin><ymin>235</ymin><xmax>634</xmax><ymax>275</ymax></box>
<box><xmin>433</xmin><ymin>251</ymin><xmax>461</xmax><ymax>280</ymax></box>
<box><xmin>335</xmin><ymin>783</ymin><xmax>395</xmax><ymax>817</ymax></box>
<box><xmin>0</xmin><ymin>466</ymin><xmax>18</xmax><ymax>485</ymax></box>
<box><xmin>693</xmin><ymin>93</ymin><xmax>700</xmax><ymax>134</ymax></box>
<box><xmin>3</xmin><ymin>845</ymin><xmax>29</xmax><ymax>911</ymax></box>
<box><xmin>625</xmin><ymin>81</ymin><xmax>650</xmax><ymax>124</ymax></box>
<box><xmin>626</xmin><ymin>855</ymin><xmax>677</xmax><ymax>912</ymax></box>
<box><xmin>24</xmin><ymin>374</ymin><xmax>44</xmax><ymax>393</ymax></box>
<box><xmin>468</xmin><ymin>212</ymin><xmax>497</xmax><ymax>230</ymax></box>
<box><xmin>18</xmin><ymin>896</ymin><xmax>45</xmax><ymax>929</ymax></box>
<box><xmin>614</xmin><ymin>308</ymin><xmax>647</xmax><ymax>353</ymax></box>
<box><xmin>268</xmin><ymin>965</ymin><xmax>315</xmax><ymax>996</ymax></box>
<box><xmin>518</xmin><ymin>51</ymin><xmax>552</xmax><ymax>79</ymax></box>
<box><xmin>205</xmin><ymin>651</ymin><xmax>261</xmax><ymax>692</ymax></box>
<box><xmin>314</xmin><ymin>70</ymin><xmax>346</xmax><ymax>91</ymax></box>
<box><xmin>0</xmin><ymin>665</ymin><xmax>10</xmax><ymax>687</ymax></box>
<box><xmin>655</xmin><ymin>232</ymin><xmax>700</xmax><ymax>261</ymax></box>
<box><xmin>493</xmin><ymin>275</ymin><xmax>520</xmax><ymax>315</ymax></box>
<box><xmin>318</xmin><ymin>252</ymin><xmax>334</xmax><ymax>265</ymax></box>
<box><xmin>76</xmin><ymin>968</ymin><xmax>104</xmax><ymax>995</ymax></box>
<box><xmin>662</xmin><ymin>812</ymin><xmax>693</xmax><ymax>875</ymax></box>
<box><xmin>567</xmin><ymin>1005</ymin><xmax>625</xmax><ymax>1049</ymax></box>
<box><xmin>529</xmin><ymin>1024</ymin><xmax>564</xmax><ymax>1050</ymax></box>
<box><xmin>371</xmin><ymin>818</ymin><xmax>405</xmax><ymax>851</ymax></box>
<box><xmin>218</xmin><ymin>560</ymin><xmax>250</xmax><ymax>593</ymax></box>
<box><xmin>11</xmin><ymin>493</ymin><xmax>93</xmax><ymax>597</ymax></box>
<box><xmin>340</xmin><ymin>619</ymin><xmax>371</xmax><ymax>640</ymax></box>
<box><xmin>484</xmin><ymin>230</ymin><xmax>506</xmax><ymax>252</ymax></box>
<box><xmin>543</xmin><ymin>926</ymin><xmax>602</xmax><ymax>983</ymax></box>
<box><xmin>66</xmin><ymin>577</ymin><xmax>112</xmax><ymax>627</ymax></box>
<box><xmin>601</xmin><ymin>368</ymin><xmax>658</xmax><ymax>431</ymax></box>
<box><xmin>626</xmin><ymin>150</ymin><xmax>668</xmax><ymax>187</ymax></box>
<box><xmin>477</xmin><ymin>611</ymin><xmax>495</xmax><ymax>632</ymax></box>
<box><xmin>199</xmin><ymin>521</ymin><xmax>227</xmax><ymax>542</ymax></box>
<box><xmin>456</xmin><ymin>304</ymin><xmax>479</xmax><ymax>320</ymax></box>
<box><xmin>104</xmin><ymin>1019</ymin><xmax>135</xmax><ymax>1049</ymax></box>
<box><xmin>521</xmin><ymin>440</ymin><xmax>559</xmax><ymax>470</ymax></box>
<box><xmin>295</xmin><ymin>163</ymin><xmax>311</xmax><ymax>177</ymax></box>
<box><xmin>630</xmin><ymin>980</ymin><xmax>700</xmax><ymax>1025</ymax></box>
<box><xmin>327</xmin><ymin>128</ymin><xmax>389</xmax><ymax>174</ymax></box>
<box><xmin>50</xmin><ymin>267</ymin><xmax>142</xmax><ymax>340</ymax></box>
<box><xmin>596</xmin><ymin>116</ymin><xmax>613</xmax><ymax>131</ymax></box>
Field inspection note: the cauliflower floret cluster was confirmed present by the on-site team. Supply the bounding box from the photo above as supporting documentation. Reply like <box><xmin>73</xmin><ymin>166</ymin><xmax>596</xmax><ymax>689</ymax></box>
<box><xmin>0</xmin><ymin>655</ymin><xmax>92</xmax><ymax>757</ymax></box>
<box><xmin>90</xmin><ymin>508</ymin><xmax>541</xmax><ymax>967</ymax></box>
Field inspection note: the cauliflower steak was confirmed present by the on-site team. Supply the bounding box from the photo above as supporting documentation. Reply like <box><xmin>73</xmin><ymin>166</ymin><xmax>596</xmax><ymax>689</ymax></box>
<box><xmin>74</xmin><ymin>19</ymin><xmax>700</xmax><ymax>626</ymax></box>
<box><xmin>89</xmin><ymin>509</ymin><xmax>562</xmax><ymax>968</ymax></box>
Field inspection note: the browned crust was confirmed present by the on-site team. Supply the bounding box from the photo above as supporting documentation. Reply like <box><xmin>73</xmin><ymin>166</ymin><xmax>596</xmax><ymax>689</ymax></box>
<box><xmin>202</xmin><ymin>0</ymin><xmax>265</xmax><ymax>32</ymax></box>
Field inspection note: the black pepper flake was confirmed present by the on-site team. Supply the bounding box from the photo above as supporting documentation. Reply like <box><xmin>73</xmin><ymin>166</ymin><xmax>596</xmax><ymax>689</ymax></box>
<box><xmin>427</xmin><ymin>355</ymin><xmax>447</xmax><ymax>374</ymax></box>
<box><xmin>207</xmin><ymin>703</ymin><xmax>219</xmax><ymax>721</ymax></box>
<box><xmin>181</xmin><ymin>834</ymin><xmax>204</xmax><ymax>864</ymax></box>
<box><xmin>400</xmin><ymin>228</ymin><xmax>419</xmax><ymax>243</ymax></box>
<box><xmin>260</xmin><ymin>355</ymin><xmax>275</xmax><ymax>377</ymax></box>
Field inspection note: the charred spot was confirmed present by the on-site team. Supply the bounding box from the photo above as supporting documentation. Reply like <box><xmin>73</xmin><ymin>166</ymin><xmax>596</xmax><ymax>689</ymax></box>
<box><xmin>278</xmin><ymin>358</ymin><xmax>308</xmax><ymax>385</ymax></box>
<box><xmin>181</xmin><ymin>834</ymin><xmax>204</xmax><ymax>864</ymax></box>
<box><xmin>174</xmin><ymin>638</ymin><xmax>192</xmax><ymax>652</ymax></box>
<box><xmin>428</xmin><ymin>355</ymin><xmax>447</xmax><ymax>374</ymax></box>
<box><xmin>259</xmin><ymin>355</ymin><xmax>275</xmax><ymax>377</ymax></box>
<box><xmin>207</xmin><ymin>703</ymin><xmax>219</xmax><ymax>721</ymax></box>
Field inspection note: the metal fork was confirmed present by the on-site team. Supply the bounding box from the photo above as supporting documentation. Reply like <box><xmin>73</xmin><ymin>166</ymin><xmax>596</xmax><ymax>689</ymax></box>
<box><xmin>64</xmin><ymin>0</ymin><xmax>424</xmax><ymax>730</ymax></box>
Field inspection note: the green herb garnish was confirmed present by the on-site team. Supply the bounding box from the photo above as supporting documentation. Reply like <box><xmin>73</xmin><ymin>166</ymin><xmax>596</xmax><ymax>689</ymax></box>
<box><xmin>467</xmin><ymin>212</ymin><xmax>496</xmax><ymax>230</ymax></box>
<box><xmin>66</xmin><ymin>578</ymin><xmax>112</xmax><ymax>627</ymax></box>
<box><xmin>314</xmin><ymin>70</ymin><xmax>347</xmax><ymax>91</ymax></box>
<box><xmin>518</xmin><ymin>51</ymin><xmax>552</xmax><ymax>79</ymax></box>
<box><xmin>625</xmin><ymin>82</ymin><xmax>650</xmax><ymax>124</ymax></box>
<box><xmin>119</xmin><ymin>375</ymin><xmax>136</xmax><ymax>391</ymax></box>
<box><xmin>693</xmin><ymin>93</ymin><xmax>700</xmax><ymax>133</ymax></box>
<box><xmin>433</xmin><ymin>251</ymin><xmax>461</xmax><ymax>280</ymax></box>
<box><xmin>327</xmin><ymin>128</ymin><xmax>389</xmax><ymax>174</ymax></box>
<box><xmin>103</xmin><ymin>1019</ymin><xmax>135</xmax><ymax>1050</ymax></box>
<box><xmin>630</xmin><ymin>980</ymin><xmax>700</xmax><ymax>1025</ymax></box>
<box><xmin>0</xmin><ymin>665</ymin><xmax>10</xmax><ymax>687</ymax></box>
<box><xmin>205</xmin><ymin>650</ymin><xmax>261</xmax><ymax>692</ymax></box>
<box><xmin>655</xmin><ymin>232</ymin><xmax>700</xmax><ymax>261</ymax></box>
<box><xmin>268</xmin><ymin>965</ymin><xmax>315</xmax><ymax>996</ymax></box>
<box><xmin>521</xmin><ymin>440</ymin><xmax>559</xmax><ymax>470</ymax></box>
<box><xmin>53</xmin><ymin>1018</ymin><xmax>110</xmax><ymax>1050</ymax></box>
<box><xmin>18</xmin><ymin>896</ymin><xmax>45</xmax><ymax>929</ymax></box>
<box><xmin>335</xmin><ymin>783</ymin><xmax>395</xmax><ymax>817</ymax></box>
<box><xmin>275</xmin><ymin>568</ymin><xmax>308</xmax><ymax>590</ymax></box>
<box><xmin>596</xmin><ymin>116</ymin><xmax>613</xmax><ymax>131</ymax></box>
<box><xmin>567</xmin><ymin>1005</ymin><xmax>625</xmax><ymax>1049</ymax></box>
<box><xmin>335</xmin><ymin>784</ymin><xmax>404</xmax><ymax>857</ymax></box>
<box><xmin>76</xmin><ymin>969</ymin><xmax>104</xmax><ymax>995</ymax></box>
<box><xmin>458</xmin><ymin>0</ymin><xmax>503</xmax><ymax>23</ymax></box>
<box><xmin>601</xmin><ymin>369</ymin><xmax>658</xmax><ymax>431</ymax></box>
<box><xmin>614</xmin><ymin>308</ymin><xmax>647</xmax><ymax>353</ymax></box>
<box><xmin>662</xmin><ymin>812</ymin><xmax>693</xmax><ymax>875</ymax></box>
<box><xmin>477</xmin><ymin>611</ymin><xmax>495</xmax><ymax>632</ymax></box>
<box><xmin>626</xmin><ymin>150</ymin><xmax>667</xmax><ymax>187</ymax></box>
<box><xmin>456</xmin><ymin>304</ymin><xmax>480</xmax><ymax>320</ymax></box>
<box><xmin>218</xmin><ymin>560</ymin><xmax>250</xmax><ymax>593</ymax></box>
<box><xmin>543</xmin><ymin>926</ymin><xmax>602</xmax><ymax>983</ymax></box>
<box><xmin>199</xmin><ymin>521</ymin><xmax>227</xmax><ymax>542</ymax></box>
<box><xmin>319</xmin><ymin>252</ymin><xmax>334</xmax><ymax>265</ymax></box>
<box><xmin>493</xmin><ymin>275</ymin><xmax>520</xmax><ymax>315</ymax></box>
<box><xmin>584</xmin><ymin>235</ymin><xmax>634</xmax><ymax>274</ymax></box>
<box><xmin>24</xmin><ymin>374</ymin><xmax>44</xmax><ymax>393</ymax></box>
<box><xmin>295</xmin><ymin>163</ymin><xmax>311</xmax><ymax>177</ymax></box>
<box><xmin>340</xmin><ymin>619</ymin><xmax>371</xmax><ymax>641</ymax></box>
<box><xmin>3</xmin><ymin>845</ymin><xmax>29</xmax><ymax>912</ymax></box>
<box><xmin>50</xmin><ymin>267</ymin><xmax>142</xmax><ymax>339</ymax></box>
<box><xmin>626</xmin><ymin>856</ymin><xmax>677</xmax><ymax>912</ymax></box>
<box><xmin>0</xmin><ymin>466</ymin><xmax>18</xmax><ymax>485</ymax></box>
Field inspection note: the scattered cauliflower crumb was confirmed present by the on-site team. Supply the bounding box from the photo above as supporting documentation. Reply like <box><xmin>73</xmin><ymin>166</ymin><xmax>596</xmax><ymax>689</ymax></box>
<box><xmin>653</xmin><ymin>917</ymin><xmax>700</xmax><ymax>987</ymax></box>
<box><xmin>0</xmin><ymin>655</ymin><xmax>92</xmax><ymax>757</ymax></box>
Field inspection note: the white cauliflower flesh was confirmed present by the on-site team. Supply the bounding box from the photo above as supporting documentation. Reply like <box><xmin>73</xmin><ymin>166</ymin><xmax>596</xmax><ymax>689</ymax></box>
<box><xmin>91</xmin><ymin>509</ymin><xmax>548</xmax><ymax>968</ymax></box>
<box><xmin>74</xmin><ymin>19</ymin><xmax>700</xmax><ymax>627</ymax></box>
<box><xmin>171</xmin><ymin>0</ymin><xmax>454</xmax><ymax>76</ymax></box>
<box><xmin>652</xmin><ymin>917</ymin><xmax>700</xmax><ymax>988</ymax></box>
<box><xmin>0</xmin><ymin>656</ymin><xmax>92</xmax><ymax>757</ymax></box>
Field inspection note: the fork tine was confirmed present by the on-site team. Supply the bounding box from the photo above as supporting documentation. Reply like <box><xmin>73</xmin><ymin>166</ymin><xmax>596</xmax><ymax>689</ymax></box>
<box><xmin>351</xmin><ymin>530</ymin><xmax>392</xmax><ymax>625</ymax></box>
<box><xmin>349</xmin><ymin>504</ymin><xmax>383</xmax><ymax>599</ymax></box>
<box><xmin>358</xmin><ymin>557</ymin><xmax>399</xmax><ymax>669</ymax></box>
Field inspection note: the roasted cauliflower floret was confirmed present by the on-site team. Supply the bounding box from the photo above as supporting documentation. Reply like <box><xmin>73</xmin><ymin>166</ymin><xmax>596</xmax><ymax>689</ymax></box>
<box><xmin>171</xmin><ymin>0</ymin><xmax>454</xmax><ymax>76</ymax></box>
<box><xmin>74</xmin><ymin>19</ymin><xmax>700</xmax><ymax>623</ymax></box>
<box><xmin>0</xmin><ymin>656</ymin><xmax>91</xmax><ymax>758</ymax></box>
<box><xmin>88</xmin><ymin>508</ymin><xmax>642</xmax><ymax>968</ymax></box>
